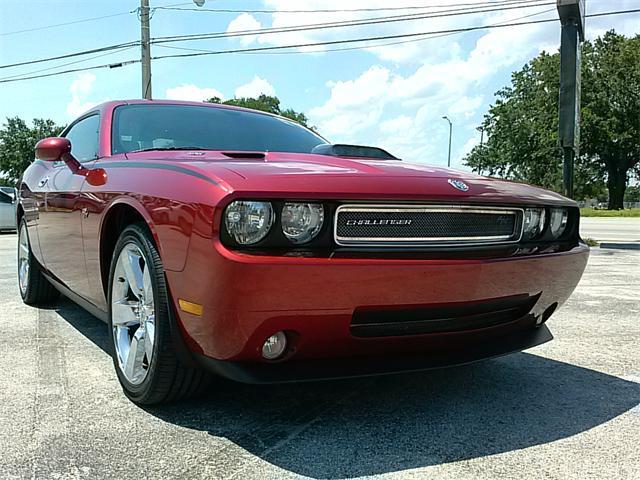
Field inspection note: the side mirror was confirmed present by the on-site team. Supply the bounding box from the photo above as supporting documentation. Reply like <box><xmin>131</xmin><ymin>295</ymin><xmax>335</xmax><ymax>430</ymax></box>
<box><xmin>35</xmin><ymin>137</ymin><xmax>71</xmax><ymax>161</ymax></box>
<box><xmin>34</xmin><ymin>137</ymin><xmax>106</xmax><ymax>186</ymax></box>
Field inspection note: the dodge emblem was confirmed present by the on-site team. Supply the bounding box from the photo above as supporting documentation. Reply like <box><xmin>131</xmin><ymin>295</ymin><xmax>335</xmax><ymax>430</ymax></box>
<box><xmin>448</xmin><ymin>179</ymin><xmax>469</xmax><ymax>192</ymax></box>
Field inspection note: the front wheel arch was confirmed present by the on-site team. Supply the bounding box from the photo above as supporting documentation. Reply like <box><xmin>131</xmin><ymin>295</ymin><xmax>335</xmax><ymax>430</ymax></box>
<box><xmin>99</xmin><ymin>200</ymin><xmax>159</xmax><ymax>300</ymax></box>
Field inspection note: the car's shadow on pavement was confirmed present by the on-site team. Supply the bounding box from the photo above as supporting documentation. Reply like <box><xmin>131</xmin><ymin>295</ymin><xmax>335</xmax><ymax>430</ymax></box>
<box><xmin>56</xmin><ymin>298</ymin><xmax>640</xmax><ymax>479</ymax></box>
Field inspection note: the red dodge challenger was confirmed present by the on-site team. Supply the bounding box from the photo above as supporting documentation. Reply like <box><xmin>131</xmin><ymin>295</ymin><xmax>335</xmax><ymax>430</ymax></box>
<box><xmin>17</xmin><ymin>100</ymin><xmax>589</xmax><ymax>404</ymax></box>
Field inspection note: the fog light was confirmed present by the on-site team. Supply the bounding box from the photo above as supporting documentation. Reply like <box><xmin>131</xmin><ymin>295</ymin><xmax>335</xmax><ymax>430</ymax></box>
<box><xmin>262</xmin><ymin>331</ymin><xmax>287</xmax><ymax>360</ymax></box>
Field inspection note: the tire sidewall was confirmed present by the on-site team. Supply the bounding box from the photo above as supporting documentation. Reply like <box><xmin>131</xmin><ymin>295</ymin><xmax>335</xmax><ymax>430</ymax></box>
<box><xmin>17</xmin><ymin>218</ymin><xmax>30</xmax><ymax>302</ymax></box>
<box><xmin>107</xmin><ymin>224</ymin><xmax>167</xmax><ymax>402</ymax></box>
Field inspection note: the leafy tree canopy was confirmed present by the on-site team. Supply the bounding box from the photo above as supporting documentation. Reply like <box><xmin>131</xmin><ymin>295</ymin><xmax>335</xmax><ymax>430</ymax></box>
<box><xmin>465</xmin><ymin>31</ymin><xmax>640</xmax><ymax>209</ymax></box>
<box><xmin>0</xmin><ymin>117</ymin><xmax>64</xmax><ymax>185</ymax></box>
<box><xmin>206</xmin><ymin>94</ymin><xmax>313</xmax><ymax>129</ymax></box>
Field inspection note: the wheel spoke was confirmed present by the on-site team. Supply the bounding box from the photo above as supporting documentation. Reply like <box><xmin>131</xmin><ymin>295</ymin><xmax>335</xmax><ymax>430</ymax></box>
<box><xmin>123</xmin><ymin>248</ymin><xmax>144</xmax><ymax>299</ymax></box>
<box><xmin>142</xmin><ymin>264</ymin><xmax>153</xmax><ymax>307</ymax></box>
<box><xmin>124</xmin><ymin>328</ymin><xmax>146</xmax><ymax>381</ymax></box>
<box><xmin>144</xmin><ymin>317</ymin><xmax>155</xmax><ymax>360</ymax></box>
<box><xmin>111</xmin><ymin>299</ymin><xmax>139</xmax><ymax>326</ymax></box>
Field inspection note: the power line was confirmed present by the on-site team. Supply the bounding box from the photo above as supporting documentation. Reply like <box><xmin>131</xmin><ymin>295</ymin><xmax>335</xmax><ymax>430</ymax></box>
<box><xmin>151</xmin><ymin>8</ymin><xmax>640</xmax><ymax>60</ymax></box>
<box><xmin>0</xmin><ymin>46</ymin><xmax>138</xmax><ymax>82</ymax></box>
<box><xmin>1</xmin><ymin>7</ymin><xmax>637</xmax><ymax>85</ymax></box>
<box><xmin>0</xmin><ymin>0</ymin><xmax>548</xmax><ymax>71</ymax></box>
<box><xmin>155</xmin><ymin>6</ymin><xmax>557</xmax><ymax>56</ymax></box>
<box><xmin>0</xmin><ymin>11</ymin><xmax>132</xmax><ymax>37</ymax></box>
<box><xmin>0</xmin><ymin>41</ymin><xmax>139</xmax><ymax>70</ymax></box>
<box><xmin>0</xmin><ymin>1</ymin><xmax>192</xmax><ymax>37</ymax></box>
<box><xmin>151</xmin><ymin>0</ymin><xmax>553</xmax><ymax>45</ymax></box>
<box><xmin>155</xmin><ymin>0</ymin><xmax>548</xmax><ymax>14</ymax></box>
<box><xmin>0</xmin><ymin>60</ymin><xmax>139</xmax><ymax>84</ymax></box>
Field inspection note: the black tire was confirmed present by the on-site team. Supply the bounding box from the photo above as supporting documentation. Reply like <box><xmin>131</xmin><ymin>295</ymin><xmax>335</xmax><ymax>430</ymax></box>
<box><xmin>107</xmin><ymin>223</ymin><xmax>209</xmax><ymax>405</ymax></box>
<box><xmin>17</xmin><ymin>218</ymin><xmax>60</xmax><ymax>306</ymax></box>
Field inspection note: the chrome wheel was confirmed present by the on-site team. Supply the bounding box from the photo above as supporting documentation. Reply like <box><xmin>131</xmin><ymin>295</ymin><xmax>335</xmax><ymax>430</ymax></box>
<box><xmin>111</xmin><ymin>243</ymin><xmax>156</xmax><ymax>386</ymax></box>
<box><xmin>18</xmin><ymin>222</ymin><xmax>30</xmax><ymax>296</ymax></box>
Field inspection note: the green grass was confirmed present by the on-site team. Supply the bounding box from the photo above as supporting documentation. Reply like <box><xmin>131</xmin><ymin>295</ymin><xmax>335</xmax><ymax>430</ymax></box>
<box><xmin>583</xmin><ymin>237</ymin><xmax>599</xmax><ymax>247</ymax></box>
<box><xmin>580</xmin><ymin>208</ymin><xmax>640</xmax><ymax>217</ymax></box>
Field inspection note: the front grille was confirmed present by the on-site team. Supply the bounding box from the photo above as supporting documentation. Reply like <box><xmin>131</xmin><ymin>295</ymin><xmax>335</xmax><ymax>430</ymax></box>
<box><xmin>334</xmin><ymin>205</ymin><xmax>522</xmax><ymax>246</ymax></box>
<box><xmin>351</xmin><ymin>294</ymin><xmax>539</xmax><ymax>338</ymax></box>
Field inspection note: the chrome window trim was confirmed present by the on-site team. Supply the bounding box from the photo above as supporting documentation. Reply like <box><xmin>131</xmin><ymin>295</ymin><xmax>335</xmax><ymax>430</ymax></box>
<box><xmin>334</xmin><ymin>204</ymin><xmax>524</xmax><ymax>247</ymax></box>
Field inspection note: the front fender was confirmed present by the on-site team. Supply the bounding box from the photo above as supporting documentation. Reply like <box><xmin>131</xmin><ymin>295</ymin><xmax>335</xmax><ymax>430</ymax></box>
<box><xmin>98</xmin><ymin>195</ymin><xmax>193</xmax><ymax>272</ymax></box>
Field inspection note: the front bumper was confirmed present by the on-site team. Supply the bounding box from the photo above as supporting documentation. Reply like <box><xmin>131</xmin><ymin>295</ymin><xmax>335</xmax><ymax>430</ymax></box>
<box><xmin>195</xmin><ymin>325</ymin><xmax>553</xmax><ymax>383</ymax></box>
<box><xmin>165</xmin><ymin>238</ymin><xmax>589</xmax><ymax>370</ymax></box>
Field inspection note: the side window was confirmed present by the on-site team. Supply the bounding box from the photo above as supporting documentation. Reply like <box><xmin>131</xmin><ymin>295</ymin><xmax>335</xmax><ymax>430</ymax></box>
<box><xmin>64</xmin><ymin>114</ymin><xmax>100</xmax><ymax>162</ymax></box>
<box><xmin>0</xmin><ymin>192</ymin><xmax>12</xmax><ymax>204</ymax></box>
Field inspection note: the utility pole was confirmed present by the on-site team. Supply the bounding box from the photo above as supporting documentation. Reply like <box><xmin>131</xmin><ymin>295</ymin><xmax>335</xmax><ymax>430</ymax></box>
<box><xmin>442</xmin><ymin>116</ymin><xmax>452</xmax><ymax>168</ymax></box>
<box><xmin>477</xmin><ymin>125</ymin><xmax>484</xmax><ymax>147</ymax></box>
<box><xmin>557</xmin><ymin>0</ymin><xmax>585</xmax><ymax>198</ymax></box>
<box><xmin>140</xmin><ymin>0</ymin><xmax>152</xmax><ymax>99</ymax></box>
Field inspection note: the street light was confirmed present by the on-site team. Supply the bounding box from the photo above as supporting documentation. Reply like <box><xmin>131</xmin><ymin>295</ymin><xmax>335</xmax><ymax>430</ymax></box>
<box><xmin>193</xmin><ymin>0</ymin><xmax>206</xmax><ymax>6</ymax></box>
<box><xmin>442</xmin><ymin>116</ymin><xmax>452</xmax><ymax>168</ymax></box>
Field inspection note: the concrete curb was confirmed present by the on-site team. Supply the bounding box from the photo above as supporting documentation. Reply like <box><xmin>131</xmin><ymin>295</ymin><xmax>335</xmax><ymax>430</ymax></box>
<box><xmin>599</xmin><ymin>242</ymin><xmax>640</xmax><ymax>250</ymax></box>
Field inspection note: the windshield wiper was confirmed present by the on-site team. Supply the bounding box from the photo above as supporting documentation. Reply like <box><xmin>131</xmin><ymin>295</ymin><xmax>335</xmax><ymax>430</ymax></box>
<box><xmin>129</xmin><ymin>146</ymin><xmax>211</xmax><ymax>153</ymax></box>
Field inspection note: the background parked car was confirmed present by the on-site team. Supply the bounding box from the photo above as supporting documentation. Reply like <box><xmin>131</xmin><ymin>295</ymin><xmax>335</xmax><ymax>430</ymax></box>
<box><xmin>0</xmin><ymin>187</ymin><xmax>18</xmax><ymax>231</ymax></box>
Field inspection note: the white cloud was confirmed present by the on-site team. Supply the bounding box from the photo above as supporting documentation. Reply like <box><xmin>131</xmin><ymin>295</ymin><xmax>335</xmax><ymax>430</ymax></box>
<box><xmin>234</xmin><ymin>76</ymin><xmax>276</xmax><ymax>98</ymax></box>
<box><xmin>165</xmin><ymin>84</ymin><xmax>224</xmax><ymax>102</ymax></box>
<box><xmin>66</xmin><ymin>73</ymin><xmax>97</xmax><ymax>117</ymax></box>
<box><xmin>219</xmin><ymin>0</ymin><xmax>639</xmax><ymax>168</ymax></box>
<box><xmin>310</xmin><ymin>66</ymin><xmax>391</xmax><ymax>137</ymax></box>
<box><xmin>449</xmin><ymin>95</ymin><xmax>484</xmax><ymax>118</ymax></box>
<box><xmin>226</xmin><ymin>13</ymin><xmax>262</xmax><ymax>46</ymax></box>
<box><xmin>379</xmin><ymin>115</ymin><xmax>413</xmax><ymax>135</ymax></box>
<box><xmin>459</xmin><ymin>136</ymin><xmax>480</xmax><ymax>160</ymax></box>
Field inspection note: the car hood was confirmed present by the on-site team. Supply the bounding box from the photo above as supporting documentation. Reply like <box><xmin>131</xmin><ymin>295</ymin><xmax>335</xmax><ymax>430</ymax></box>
<box><xmin>123</xmin><ymin>151</ymin><xmax>574</xmax><ymax>206</ymax></box>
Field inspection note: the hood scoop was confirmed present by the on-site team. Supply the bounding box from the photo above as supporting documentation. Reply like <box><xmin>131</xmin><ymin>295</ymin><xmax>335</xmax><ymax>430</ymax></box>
<box><xmin>311</xmin><ymin>144</ymin><xmax>399</xmax><ymax>160</ymax></box>
<box><xmin>221</xmin><ymin>151</ymin><xmax>266</xmax><ymax>160</ymax></box>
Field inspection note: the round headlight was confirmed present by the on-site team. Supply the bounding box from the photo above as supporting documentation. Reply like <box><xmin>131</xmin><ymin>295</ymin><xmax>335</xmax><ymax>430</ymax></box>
<box><xmin>224</xmin><ymin>201</ymin><xmax>274</xmax><ymax>245</ymax></box>
<box><xmin>549</xmin><ymin>208</ymin><xmax>568</xmax><ymax>238</ymax></box>
<box><xmin>522</xmin><ymin>208</ymin><xmax>545</xmax><ymax>240</ymax></box>
<box><xmin>281</xmin><ymin>202</ymin><xmax>324</xmax><ymax>244</ymax></box>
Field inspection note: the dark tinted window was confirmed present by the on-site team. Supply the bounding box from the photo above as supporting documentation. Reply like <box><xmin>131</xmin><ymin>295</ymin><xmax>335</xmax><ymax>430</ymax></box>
<box><xmin>64</xmin><ymin>114</ymin><xmax>100</xmax><ymax>161</ymax></box>
<box><xmin>0</xmin><ymin>187</ymin><xmax>15</xmax><ymax>200</ymax></box>
<box><xmin>112</xmin><ymin>104</ymin><xmax>326</xmax><ymax>154</ymax></box>
<box><xmin>0</xmin><ymin>192</ymin><xmax>12</xmax><ymax>204</ymax></box>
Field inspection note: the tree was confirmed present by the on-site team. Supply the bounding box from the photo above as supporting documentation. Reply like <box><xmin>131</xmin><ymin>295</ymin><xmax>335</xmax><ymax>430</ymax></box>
<box><xmin>466</xmin><ymin>31</ymin><xmax>640</xmax><ymax>209</ymax></box>
<box><xmin>0</xmin><ymin>117</ymin><xmax>64</xmax><ymax>185</ymax></box>
<box><xmin>206</xmin><ymin>94</ymin><xmax>314</xmax><ymax>129</ymax></box>
<box><xmin>625</xmin><ymin>185</ymin><xmax>640</xmax><ymax>203</ymax></box>
<box><xmin>581</xmin><ymin>32</ymin><xmax>640</xmax><ymax>209</ymax></box>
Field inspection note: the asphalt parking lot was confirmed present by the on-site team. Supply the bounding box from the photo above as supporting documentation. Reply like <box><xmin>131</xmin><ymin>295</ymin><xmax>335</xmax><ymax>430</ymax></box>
<box><xmin>0</xmin><ymin>231</ymin><xmax>638</xmax><ymax>480</ymax></box>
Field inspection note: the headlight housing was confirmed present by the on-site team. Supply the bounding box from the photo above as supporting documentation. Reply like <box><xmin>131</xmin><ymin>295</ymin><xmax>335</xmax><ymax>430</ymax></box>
<box><xmin>281</xmin><ymin>202</ymin><xmax>325</xmax><ymax>244</ymax></box>
<box><xmin>549</xmin><ymin>208</ymin><xmax>569</xmax><ymax>238</ymax></box>
<box><xmin>522</xmin><ymin>207</ymin><xmax>546</xmax><ymax>240</ymax></box>
<box><xmin>224</xmin><ymin>200</ymin><xmax>274</xmax><ymax>245</ymax></box>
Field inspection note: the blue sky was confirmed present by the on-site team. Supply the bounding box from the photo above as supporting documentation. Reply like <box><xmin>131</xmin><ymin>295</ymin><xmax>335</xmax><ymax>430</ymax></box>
<box><xmin>1</xmin><ymin>0</ymin><xmax>638</xmax><ymax>169</ymax></box>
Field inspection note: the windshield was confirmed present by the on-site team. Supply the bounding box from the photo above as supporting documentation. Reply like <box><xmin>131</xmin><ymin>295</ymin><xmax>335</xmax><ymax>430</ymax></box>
<box><xmin>111</xmin><ymin>104</ymin><xmax>326</xmax><ymax>155</ymax></box>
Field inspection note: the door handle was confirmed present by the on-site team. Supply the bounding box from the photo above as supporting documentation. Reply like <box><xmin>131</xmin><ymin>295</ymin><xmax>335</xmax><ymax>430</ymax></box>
<box><xmin>38</xmin><ymin>177</ymin><xmax>49</xmax><ymax>188</ymax></box>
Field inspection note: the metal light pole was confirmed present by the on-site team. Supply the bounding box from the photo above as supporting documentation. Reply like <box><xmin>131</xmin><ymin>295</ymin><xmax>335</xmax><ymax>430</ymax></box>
<box><xmin>477</xmin><ymin>126</ymin><xmax>484</xmax><ymax>147</ymax></box>
<box><xmin>442</xmin><ymin>116</ymin><xmax>452</xmax><ymax>168</ymax></box>
<box><xmin>557</xmin><ymin>0</ymin><xmax>585</xmax><ymax>198</ymax></box>
<box><xmin>140</xmin><ymin>0</ymin><xmax>152</xmax><ymax>99</ymax></box>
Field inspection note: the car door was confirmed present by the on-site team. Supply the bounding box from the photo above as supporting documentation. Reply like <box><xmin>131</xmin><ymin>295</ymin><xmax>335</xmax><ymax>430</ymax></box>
<box><xmin>0</xmin><ymin>190</ymin><xmax>16</xmax><ymax>229</ymax></box>
<box><xmin>37</xmin><ymin>113</ymin><xmax>99</xmax><ymax>297</ymax></box>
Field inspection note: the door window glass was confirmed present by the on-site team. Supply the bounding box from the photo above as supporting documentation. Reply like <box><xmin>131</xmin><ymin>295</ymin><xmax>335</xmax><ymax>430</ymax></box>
<box><xmin>64</xmin><ymin>114</ymin><xmax>100</xmax><ymax>161</ymax></box>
